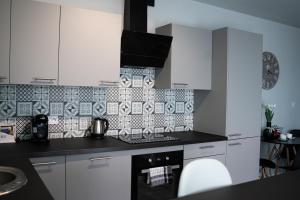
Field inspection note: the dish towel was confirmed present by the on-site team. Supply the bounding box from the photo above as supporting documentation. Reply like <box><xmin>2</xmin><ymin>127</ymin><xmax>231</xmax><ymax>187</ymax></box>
<box><xmin>147</xmin><ymin>166</ymin><xmax>173</xmax><ymax>187</ymax></box>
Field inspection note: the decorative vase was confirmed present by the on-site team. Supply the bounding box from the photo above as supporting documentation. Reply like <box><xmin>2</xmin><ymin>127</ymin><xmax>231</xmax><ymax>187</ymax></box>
<box><xmin>266</xmin><ymin>121</ymin><xmax>272</xmax><ymax>127</ymax></box>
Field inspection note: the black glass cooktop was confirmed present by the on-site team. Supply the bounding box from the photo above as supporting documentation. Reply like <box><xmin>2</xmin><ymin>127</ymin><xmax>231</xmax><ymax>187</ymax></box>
<box><xmin>113</xmin><ymin>133</ymin><xmax>179</xmax><ymax>144</ymax></box>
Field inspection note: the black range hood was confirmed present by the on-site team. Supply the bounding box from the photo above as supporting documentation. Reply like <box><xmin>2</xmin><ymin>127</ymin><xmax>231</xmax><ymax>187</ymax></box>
<box><xmin>121</xmin><ymin>0</ymin><xmax>173</xmax><ymax>68</ymax></box>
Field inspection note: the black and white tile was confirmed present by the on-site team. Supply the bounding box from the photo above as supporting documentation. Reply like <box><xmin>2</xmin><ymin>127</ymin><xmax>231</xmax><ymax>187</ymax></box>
<box><xmin>50</xmin><ymin>102</ymin><xmax>64</xmax><ymax>116</ymax></box>
<box><xmin>131</xmin><ymin>115</ymin><xmax>143</xmax><ymax>129</ymax></box>
<box><xmin>131</xmin><ymin>88</ymin><xmax>143</xmax><ymax>101</ymax></box>
<box><xmin>2</xmin><ymin>67</ymin><xmax>194</xmax><ymax>140</ymax></box>
<box><xmin>154</xmin><ymin>102</ymin><xmax>164</xmax><ymax>114</ymax></box>
<box><xmin>119</xmin><ymin>101</ymin><xmax>131</xmax><ymax>116</ymax></box>
<box><xmin>93</xmin><ymin>101</ymin><xmax>106</xmax><ymax>116</ymax></box>
<box><xmin>0</xmin><ymin>85</ymin><xmax>16</xmax><ymax>101</ymax></box>
<box><xmin>49</xmin><ymin>86</ymin><xmax>64</xmax><ymax>102</ymax></box>
<box><xmin>16</xmin><ymin>117</ymin><xmax>32</xmax><ymax>140</ymax></box>
<box><xmin>131</xmin><ymin>102</ymin><xmax>143</xmax><ymax>115</ymax></box>
<box><xmin>132</xmin><ymin>75</ymin><xmax>143</xmax><ymax>88</ymax></box>
<box><xmin>79</xmin><ymin>117</ymin><xmax>92</xmax><ymax>131</ymax></box>
<box><xmin>0</xmin><ymin>101</ymin><xmax>16</xmax><ymax>118</ymax></box>
<box><xmin>16</xmin><ymin>85</ymin><xmax>33</xmax><ymax>101</ymax></box>
<box><xmin>32</xmin><ymin>86</ymin><xmax>49</xmax><ymax>101</ymax></box>
<box><xmin>33</xmin><ymin>100</ymin><xmax>49</xmax><ymax>115</ymax></box>
<box><xmin>17</xmin><ymin>102</ymin><xmax>32</xmax><ymax>116</ymax></box>
<box><xmin>64</xmin><ymin>101</ymin><xmax>79</xmax><ymax>117</ymax></box>
<box><xmin>175</xmin><ymin>102</ymin><xmax>185</xmax><ymax>114</ymax></box>
<box><xmin>79</xmin><ymin>102</ymin><xmax>93</xmax><ymax>116</ymax></box>
<box><xmin>93</xmin><ymin>88</ymin><xmax>106</xmax><ymax>102</ymax></box>
<box><xmin>49</xmin><ymin>116</ymin><xmax>64</xmax><ymax>133</ymax></box>
<box><xmin>64</xmin><ymin>87</ymin><xmax>79</xmax><ymax>102</ymax></box>
<box><xmin>107</xmin><ymin>102</ymin><xmax>119</xmax><ymax>115</ymax></box>
<box><xmin>80</xmin><ymin>87</ymin><xmax>93</xmax><ymax>102</ymax></box>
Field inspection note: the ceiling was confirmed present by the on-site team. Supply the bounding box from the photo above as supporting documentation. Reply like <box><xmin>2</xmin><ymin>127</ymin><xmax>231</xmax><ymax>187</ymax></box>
<box><xmin>193</xmin><ymin>0</ymin><xmax>300</xmax><ymax>28</ymax></box>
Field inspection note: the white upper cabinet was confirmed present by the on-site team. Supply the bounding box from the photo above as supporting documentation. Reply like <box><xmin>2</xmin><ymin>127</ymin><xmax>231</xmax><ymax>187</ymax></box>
<box><xmin>193</xmin><ymin>28</ymin><xmax>262</xmax><ymax>139</ymax></box>
<box><xmin>156</xmin><ymin>24</ymin><xmax>212</xmax><ymax>90</ymax></box>
<box><xmin>0</xmin><ymin>0</ymin><xmax>11</xmax><ymax>84</ymax></box>
<box><xmin>59</xmin><ymin>6</ymin><xmax>122</xmax><ymax>87</ymax></box>
<box><xmin>10</xmin><ymin>0</ymin><xmax>60</xmax><ymax>85</ymax></box>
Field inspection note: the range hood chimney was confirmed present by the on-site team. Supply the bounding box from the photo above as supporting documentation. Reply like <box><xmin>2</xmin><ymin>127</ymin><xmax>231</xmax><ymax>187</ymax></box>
<box><xmin>121</xmin><ymin>0</ymin><xmax>173</xmax><ymax>68</ymax></box>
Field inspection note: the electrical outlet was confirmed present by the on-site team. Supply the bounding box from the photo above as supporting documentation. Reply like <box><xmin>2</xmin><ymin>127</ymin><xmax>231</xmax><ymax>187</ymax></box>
<box><xmin>48</xmin><ymin>116</ymin><xmax>59</xmax><ymax>125</ymax></box>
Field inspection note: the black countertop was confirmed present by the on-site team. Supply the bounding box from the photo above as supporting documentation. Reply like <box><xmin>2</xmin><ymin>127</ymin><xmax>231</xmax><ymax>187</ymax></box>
<box><xmin>0</xmin><ymin>159</ymin><xmax>53</xmax><ymax>200</ymax></box>
<box><xmin>174</xmin><ymin>170</ymin><xmax>300</xmax><ymax>200</ymax></box>
<box><xmin>0</xmin><ymin>131</ymin><xmax>227</xmax><ymax>160</ymax></box>
<box><xmin>0</xmin><ymin>131</ymin><xmax>226</xmax><ymax>200</ymax></box>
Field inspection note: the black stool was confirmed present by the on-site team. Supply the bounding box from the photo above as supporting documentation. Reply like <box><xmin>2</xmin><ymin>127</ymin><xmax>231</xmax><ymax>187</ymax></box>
<box><xmin>260</xmin><ymin>158</ymin><xmax>276</xmax><ymax>178</ymax></box>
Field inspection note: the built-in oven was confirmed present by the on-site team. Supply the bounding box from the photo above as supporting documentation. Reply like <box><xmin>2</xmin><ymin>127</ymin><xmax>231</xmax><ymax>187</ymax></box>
<box><xmin>131</xmin><ymin>150</ymin><xmax>183</xmax><ymax>200</ymax></box>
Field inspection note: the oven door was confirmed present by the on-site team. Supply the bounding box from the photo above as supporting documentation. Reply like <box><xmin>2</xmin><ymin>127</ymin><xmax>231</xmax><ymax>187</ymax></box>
<box><xmin>136</xmin><ymin>167</ymin><xmax>181</xmax><ymax>200</ymax></box>
<box><xmin>131</xmin><ymin>151</ymin><xmax>183</xmax><ymax>200</ymax></box>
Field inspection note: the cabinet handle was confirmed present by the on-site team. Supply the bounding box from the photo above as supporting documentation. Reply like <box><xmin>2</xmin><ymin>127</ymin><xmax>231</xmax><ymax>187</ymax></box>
<box><xmin>32</xmin><ymin>161</ymin><xmax>57</xmax><ymax>166</ymax></box>
<box><xmin>228</xmin><ymin>133</ymin><xmax>242</xmax><ymax>137</ymax></box>
<box><xmin>98</xmin><ymin>81</ymin><xmax>119</xmax><ymax>87</ymax></box>
<box><xmin>199</xmin><ymin>145</ymin><xmax>215</xmax><ymax>149</ymax></box>
<box><xmin>89</xmin><ymin>156</ymin><xmax>112</xmax><ymax>161</ymax></box>
<box><xmin>228</xmin><ymin>143</ymin><xmax>242</xmax><ymax>146</ymax></box>
<box><xmin>0</xmin><ymin>76</ymin><xmax>7</xmax><ymax>83</ymax></box>
<box><xmin>31</xmin><ymin>77</ymin><xmax>56</xmax><ymax>85</ymax></box>
<box><xmin>173</xmin><ymin>83</ymin><xmax>189</xmax><ymax>89</ymax></box>
<box><xmin>173</xmin><ymin>83</ymin><xmax>188</xmax><ymax>85</ymax></box>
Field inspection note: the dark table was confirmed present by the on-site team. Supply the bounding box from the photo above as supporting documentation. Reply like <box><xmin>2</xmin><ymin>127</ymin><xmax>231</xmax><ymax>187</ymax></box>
<box><xmin>262</xmin><ymin>137</ymin><xmax>300</xmax><ymax>168</ymax></box>
<box><xmin>262</xmin><ymin>137</ymin><xmax>300</xmax><ymax>146</ymax></box>
<box><xmin>174</xmin><ymin>170</ymin><xmax>300</xmax><ymax>200</ymax></box>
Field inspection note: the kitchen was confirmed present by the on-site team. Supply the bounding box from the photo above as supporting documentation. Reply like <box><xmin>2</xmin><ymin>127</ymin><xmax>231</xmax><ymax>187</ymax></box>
<box><xmin>0</xmin><ymin>0</ymin><xmax>299</xmax><ymax>200</ymax></box>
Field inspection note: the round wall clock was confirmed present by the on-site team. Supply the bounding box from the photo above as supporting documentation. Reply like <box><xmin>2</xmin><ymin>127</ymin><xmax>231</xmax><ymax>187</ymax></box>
<box><xmin>262</xmin><ymin>52</ymin><xmax>279</xmax><ymax>90</ymax></box>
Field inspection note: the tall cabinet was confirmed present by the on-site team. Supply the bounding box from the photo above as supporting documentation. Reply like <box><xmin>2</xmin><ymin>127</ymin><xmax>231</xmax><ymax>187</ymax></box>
<box><xmin>10</xmin><ymin>0</ymin><xmax>60</xmax><ymax>85</ymax></box>
<box><xmin>194</xmin><ymin>28</ymin><xmax>263</xmax><ymax>184</ymax></box>
<box><xmin>0</xmin><ymin>0</ymin><xmax>10</xmax><ymax>84</ymax></box>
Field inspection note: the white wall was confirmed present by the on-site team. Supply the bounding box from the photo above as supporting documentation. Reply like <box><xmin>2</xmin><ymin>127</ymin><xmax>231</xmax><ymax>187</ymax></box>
<box><xmin>37</xmin><ymin>0</ymin><xmax>300</xmax><ymax>131</ymax></box>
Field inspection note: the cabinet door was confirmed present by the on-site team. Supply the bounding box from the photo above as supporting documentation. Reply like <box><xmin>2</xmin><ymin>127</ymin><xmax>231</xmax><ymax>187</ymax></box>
<box><xmin>66</xmin><ymin>152</ymin><xmax>131</xmax><ymax>200</ymax></box>
<box><xmin>226</xmin><ymin>137</ymin><xmax>260</xmax><ymax>185</ymax></box>
<box><xmin>171</xmin><ymin>24</ymin><xmax>212</xmax><ymax>90</ymax></box>
<box><xmin>10</xmin><ymin>0</ymin><xmax>59</xmax><ymax>85</ymax></box>
<box><xmin>156</xmin><ymin>24</ymin><xmax>212</xmax><ymax>90</ymax></box>
<box><xmin>59</xmin><ymin>6</ymin><xmax>121</xmax><ymax>87</ymax></box>
<box><xmin>30</xmin><ymin>156</ymin><xmax>65</xmax><ymax>200</ymax></box>
<box><xmin>184</xmin><ymin>154</ymin><xmax>226</xmax><ymax>167</ymax></box>
<box><xmin>226</xmin><ymin>28</ymin><xmax>262</xmax><ymax>139</ymax></box>
<box><xmin>0</xmin><ymin>0</ymin><xmax>10</xmax><ymax>84</ymax></box>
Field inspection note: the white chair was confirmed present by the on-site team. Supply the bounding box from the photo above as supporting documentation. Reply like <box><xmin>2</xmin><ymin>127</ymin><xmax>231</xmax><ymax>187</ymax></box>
<box><xmin>178</xmin><ymin>159</ymin><xmax>232</xmax><ymax>197</ymax></box>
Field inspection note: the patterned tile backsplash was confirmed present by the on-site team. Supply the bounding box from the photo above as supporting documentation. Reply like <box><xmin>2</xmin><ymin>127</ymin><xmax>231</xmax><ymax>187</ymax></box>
<box><xmin>0</xmin><ymin>68</ymin><xmax>194</xmax><ymax>140</ymax></box>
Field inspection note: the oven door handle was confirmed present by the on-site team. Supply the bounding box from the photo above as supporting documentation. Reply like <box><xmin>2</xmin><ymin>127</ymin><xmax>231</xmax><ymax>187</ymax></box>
<box><xmin>141</xmin><ymin>164</ymin><xmax>180</xmax><ymax>174</ymax></box>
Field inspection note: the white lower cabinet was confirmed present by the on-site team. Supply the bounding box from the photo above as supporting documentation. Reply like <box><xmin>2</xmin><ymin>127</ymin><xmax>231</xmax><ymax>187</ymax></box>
<box><xmin>66</xmin><ymin>152</ymin><xmax>131</xmax><ymax>200</ymax></box>
<box><xmin>226</xmin><ymin>137</ymin><xmax>260</xmax><ymax>185</ymax></box>
<box><xmin>30</xmin><ymin>156</ymin><xmax>66</xmax><ymax>200</ymax></box>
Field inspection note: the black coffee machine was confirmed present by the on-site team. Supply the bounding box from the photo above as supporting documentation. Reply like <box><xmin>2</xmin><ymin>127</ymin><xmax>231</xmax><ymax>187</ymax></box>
<box><xmin>32</xmin><ymin>114</ymin><xmax>49</xmax><ymax>142</ymax></box>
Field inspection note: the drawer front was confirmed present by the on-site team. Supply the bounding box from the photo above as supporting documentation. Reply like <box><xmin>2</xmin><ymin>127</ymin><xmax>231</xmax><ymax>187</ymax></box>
<box><xmin>184</xmin><ymin>141</ymin><xmax>226</xmax><ymax>159</ymax></box>
<box><xmin>184</xmin><ymin>154</ymin><xmax>226</xmax><ymax>167</ymax></box>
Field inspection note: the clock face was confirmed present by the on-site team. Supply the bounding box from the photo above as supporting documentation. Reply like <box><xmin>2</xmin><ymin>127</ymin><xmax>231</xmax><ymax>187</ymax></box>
<box><xmin>262</xmin><ymin>52</ymin><xmax>279</xmax><ymax>90</ymax></box>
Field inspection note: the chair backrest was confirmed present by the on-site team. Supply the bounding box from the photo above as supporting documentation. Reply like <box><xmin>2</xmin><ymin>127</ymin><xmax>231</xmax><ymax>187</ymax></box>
<box><xmin>178</xmin><ymin>159</ymin><xmax>232</xmax><ymax>197</ymax></box>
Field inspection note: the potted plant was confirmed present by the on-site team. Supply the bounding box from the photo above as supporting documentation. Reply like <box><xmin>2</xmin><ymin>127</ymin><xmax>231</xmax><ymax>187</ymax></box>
<box><xmin>265</xmin><ymin>104</ymin><xmax>276</xmax><ymax>127</ymax></box>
